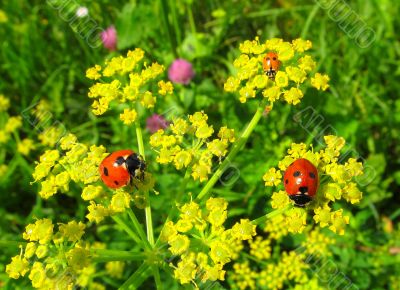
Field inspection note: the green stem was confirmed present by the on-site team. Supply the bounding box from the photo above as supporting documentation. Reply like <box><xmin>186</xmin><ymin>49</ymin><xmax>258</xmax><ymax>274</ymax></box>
<box><xmin>196</xmin><ymin>100</ymin><xmax>267</xmax><ymax>201</ymax></box>
<box><xmin>135</xmin><ymin>120</ymin><xmax>155</xmax><ymax>247</ymax></box>
<box><xmin>252</xmin><ymin>204</ymin><xmax>292</xmax><ymax>226</ymax></box>
<box><xmin>119</xmin><ymin>263</ymin><xmax>151</xmax><ymax>290</ymax></box>
<box><xmin>152</xmin><ymin>266</ymin><xmax>163</xmax><ymax>290</ymax></box>
<box><xmin>127</xmin><ymin>208</ymin><xmax>151</xmax><ymax>249</ymax></box>
<box><xmin>111</xmin><ymin>215</ymin><xmax>142</xmax><ymax>245</ymax></box>
<box><xmin>91</xmin><ymin>249</ymin><xmax>146</xmax><ymax>263</ymax></box>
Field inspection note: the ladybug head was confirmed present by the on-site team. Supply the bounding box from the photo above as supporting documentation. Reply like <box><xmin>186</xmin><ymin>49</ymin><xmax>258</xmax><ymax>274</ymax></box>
<box><xmin>288</xmin><ymin>187</ymin><xmax>313</xmax><ymax>207</ymax></box>
<box><xmin>125</xmin><ymin>153</ymin><xmax>146</xmax><ymax>179</ymax></box>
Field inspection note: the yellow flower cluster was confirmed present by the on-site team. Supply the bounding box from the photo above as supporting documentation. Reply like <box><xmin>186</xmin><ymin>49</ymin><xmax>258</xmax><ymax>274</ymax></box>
<box><xmin>5</xmin><ymin>218</ymin><xmax>93</xmax><ymax>289</ymax></box>
<box><xmin>224</xmin><ymin>37</ymin><xmax>329</xmax><ymax>104</ymax></box>
<box><xmin>86</xmin><ymin>48</ymin><xmax>173</xmax><ymax>124</ymax></box>
<box><xmin>32</xmin><ymin>133</ymin><xmax>108</xmax><ymax>199</ymax></box>
<box><xmin>229</xmin><ymin>228</ymin><xmax>335</xmax><ymax>289</ymax></box>
<box><xmin>263</xmin><ymin>135</ymin><xmax>364</xmax><ymax>235</ymax></box>
<box><xmin>230</xmin><ymin>251</ymin><xmax>310</xmax><ymax>290</ymax></box>
<box><xmin>150</xmin><ymin>112</ymin><xmax>235</xmax><ymax>182</ymax></box>
<box><xmin>160</xmin><ymin>197</ymin><xmax>256</xmax><ymax>285</ymax></box>
<box><xmin>0</xmin><ymin>112</ymin><xmax>23</xmax><ymax>145</ymax></box>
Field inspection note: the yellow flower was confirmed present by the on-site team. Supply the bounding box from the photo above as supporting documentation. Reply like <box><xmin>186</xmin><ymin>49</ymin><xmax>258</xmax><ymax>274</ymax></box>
<box><xmin>322</xmin><ymin>183</ymin><xmax>342</xmax><ymax>201</ymax></box>
<box><xmin>60</xmin><ymin>133</ymin><xmax>78</xmax><ymax>150</ymax></box>
<box><xmin>292</xmin><ymin>39</ymin><xmax>312</xmax><ymax>52</ymax></box>
<box><xmin>195</xmin><ymin>123</ymin><xmax>214</xmax><ymax>139</ymax></box>
<box><xmin>249</xmin><ymin>237</ymin><xmax>271</xmax><ymax>260</ymax></box>
<box><xmin>6</xmin><ymin>255</ymin><xmax>30</xmax><ymax>279</ymax></box>
<box><xmin>160</xmin><ymin>221</ymin><xmax>178</xmax><ymax>242</ymax></box>
<box><xmin>262</xmin><ymin>85</ymin><xmax>281</xmax><ymax>102</ymax></box>
<box><xmin>342</xmin><ymin>182</ymin><xmax>362</xmax><ymax>204</ymax></box>
<box><xmin>201</xmin><ymin>264</ymin><xmax>226</xmax><ymax>282</ymax></box>
<box><xmin>191</xmin><ymin>162</ymin><xmax>211</xmax><ymax>182</ymax></box>
<box><xmin>286</xmin><ymin>208</ymin><xmax>307</xmax><ymax>233</ymax></box>
<box><xmin>173</xmin><ymin>150</ymin><xmax>192</xmax><ymax>169</ymax></box>
<box><xmin>176</xmin><ymin>219</ymin><xmax>193</xmax><ymax>232</ymax></box>
<box><xmin>263</xmin><ymin>168</ymin><xmax>282</xmax><ymax>186</ymax></box>
<box><xmin>208</xmin><ymin>209</ymin><xmax>227</xmax><ymax>227</ymax></box>
<box><xmin>5</xmin><ymin>116</ymin><xmax>22</xmax><ymax>133</ymax></box>
<box><xmin>58</xmin><ymin>220</ymin><xmax>86</xmax><ymax>242</ymax></box>
<box><xmin>329</xmin><ymin>209</ymin><xmax>349</xmax><ymax>235</ymax></box>
<box><xmin>158</xmin><ymin>80</ymin><xmax>174</xmax><ymax>95</ymax></box>
<box><xmin>180</xmin><ymin>201</ymin><xmax>201</xmax><ymax>222</ymax></box>
<box><xmin>86</xmin><ymin>202</ymin><xmax>110</xmax><ymax>223</ymax></box>
<box><xmin>86</xmin><ymin>65</ymin><xmax>102</xmax><ymax>80</ymax></box>
<box><xmin>24</xmin><ymin>242</ymin><xmax>37</xmax><ymax>258</ymax></box>
<box><xmin>206</xmin><ymin>197</ymin><xmax>228</xmax><ymax>211</ymax></box>
<box><xmin>313</xmin><ymin>206</ymin><xmax>332</xmax><ymax>227</ymax></box>
<box><xmin>271</xmin><ymin>190</ymin><xmax>290</xmax><ymax>209</ymax></box>
<box><xmin>276</xmin><ymin>41</ymin><xmax>295</xmax><ymax>61</ymax></box>
<box><xmin>18</xmin><ymin>138</ymin><xmax>36</xmax><ymax>156</ymax></box>
<box><xmin>311</xmin><ymin>73</ymin><xmax>330</xmax><ymax>91</ymax></box>
<box><xmin>29</xmin><ymin>262</ymin><xmax>46</xmax><ymax>288</ymax></box>
<box><xmin>283</xmin><ymin>87</ymin><xmax>303</xmax><ymax>105</ymax></box>
<box><xmin>286</xmin><ymin>66</ymin><xmax>307</xmax><ymax>84</ymax></box>
<box><xmin>224</xmin><ymin>76</ymin><xmax>241</xmax><ymax>92</ymax></box>
<box><xmin>106</xmin><ymin>261</ymin><xmax>125</xmax><ymax>279</ymax></box>
<box><xmin>81</xmin><ymin>185</ymin><xmax>103</xmax><ymax>200</ymax></box>
<box><xmin>23</xmin><ymin>218</ymin><xmax>54</xmax><ymax>244</ymax></box>
<box><xmin>171</xmin><ymin>119</ymin><xmax>189</xmax><ymax>135</ymax></box>
<box><xmin>232</xmin><ymin>219</ymin><xmax>256</xmax><ymax>240</ymax></box>
<box><xmin>35</xmin><ymin>245</ymin><xmax>48</xmax><ymax>259</ymax></box>
<box><xmin>0</xmin><ymin>94</ymin><xmax>10</xmax><ymax>111</ymax></box>
<box><xmin>274</xmin><ymin>71</ymin><xmax>289</xmax><ymax>88</ymax></box>
<box><xmin>210</xmin><ymin>241</ymin><xmax>232</xmax><ymax>264</ymax></box>
<box><xmin>298</xmin><ymin>55</ymin><xmax>316</xmax><ymax>72</ymax></box>
<box><xmin>119</xmin><ymin>108</ymin><xmax>137</xmax><ymax>125</ymax></box>
<box><xmin>168</xmin><ymin>234</ymin><xmax>190</xmax><ymax>255</ymax></box>
<box><xmin>110</xmin><ymin>190</ymin><xmax>131</xmax><ymax>212</ymax></box>
<box><xmin>207</xmin><ymin>139</ymin><xmax>228</xmax><ymax>157</ymax></box>
<box><xmin>173</xmin><ymin>256</ymin><xmax>197</xmax><ymax>284</ymax></box>
<box><xmin>66</xmin><ymin>245</ymin><xmax>91</xmax><ymax>270</ymax></box>
<box><xmin>218</xmin><ymin>127</ymin><xmax>235</xmax><ymax>143</ymax></box>
<box><xmin>140</xmin><ymin>91</ymin><xmax>156</xmax><ymax>108</ymax></box>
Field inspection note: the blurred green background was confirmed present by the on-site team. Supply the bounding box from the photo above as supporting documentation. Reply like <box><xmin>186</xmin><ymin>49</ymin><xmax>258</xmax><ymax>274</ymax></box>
<box><xmin>0</xmin><ymin>0</ymin><xmax>399</xmax><ymax>289</ymax></box>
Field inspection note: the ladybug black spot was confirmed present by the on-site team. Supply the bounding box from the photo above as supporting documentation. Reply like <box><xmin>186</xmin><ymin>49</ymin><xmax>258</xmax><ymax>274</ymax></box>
<box><xmin>293</xmin><ymin>171</ymin><xmax>301</xmax><ymax>177</ymax></box>
<box><xmin>285</xmin><ymin>179</ymin><xmax>289</xmax><ymax>184</ymax></box>
<box><xmin>103</xmin><ymin>167</ymin><xmax>109</xmax><ymax>176</ymax></box>
<box><xmin>114</xmin><ymin>181</ymin><xmax>119</xmax><ymax>186</ymax></box>
<box><xmin>272</xmin><ymin>57</ymin><xmax>277</xmax><ymax>60</ymax></box>
<box><xmin>115</xmin><ymin>156</ymin><xmax>125</xmax><ymax>166</ymax></box>
<box><xmin>309</xmin><ymin>172</ymin><xmax>316</xmax><ymax>179</ymax></box>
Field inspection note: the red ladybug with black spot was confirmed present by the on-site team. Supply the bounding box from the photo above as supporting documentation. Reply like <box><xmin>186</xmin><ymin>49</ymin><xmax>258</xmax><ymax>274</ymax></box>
<box><xmin>283</xmin><ymin>158</ymin><xmax>319</xmax><ymax>206</ymax></box>
<box><xmin>99</xmin><ymin>150</ymin><xmax>146</xmax><ymax>189</ymax></box>
<box><xmin>262</xmin><ymin>52</ymin><xmax>280</xmax><ymax>80</ymax></box>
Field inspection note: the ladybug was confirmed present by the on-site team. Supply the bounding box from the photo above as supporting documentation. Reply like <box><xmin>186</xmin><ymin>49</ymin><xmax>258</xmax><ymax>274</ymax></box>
<box><xmin>99</xmin><ymin>150</ymin><xmax>146</xmax><ymax>189</ymax></box>
<box><xmin>262</xmin><ymin>52</ymin><xmax>280</xmax><ymax>80</ymax></box>
<box><xmin>283</xmin><ymin>158</ymin><xmax>319</xmax><ymax>207</ymax></box>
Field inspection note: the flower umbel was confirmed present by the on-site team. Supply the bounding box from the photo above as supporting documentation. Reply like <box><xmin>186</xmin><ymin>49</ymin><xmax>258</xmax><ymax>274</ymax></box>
<box><xmin>224</xmin><ymin>37</ymin><xmax>328</xmax><ymax>105</ymax></box>
<box><xmin>263</xmin><ymin>135</ymin><xmax>364</xmax><ymax>235</ymax></box>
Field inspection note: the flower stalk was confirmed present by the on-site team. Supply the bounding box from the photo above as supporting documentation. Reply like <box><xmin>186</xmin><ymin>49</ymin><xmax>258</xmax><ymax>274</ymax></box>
<box><xmin>196</xmin><ymin>99</ymin><xmax>268</xmax><ymax>201</ymax></box>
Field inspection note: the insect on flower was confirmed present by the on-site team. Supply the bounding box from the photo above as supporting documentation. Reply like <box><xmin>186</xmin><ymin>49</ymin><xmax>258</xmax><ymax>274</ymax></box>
<box><xmin>262</xmin><ymin>52</ymin><xmax>280</xmax><ymax>80</ymax></box>
<box><xmin>283</xmin><ymin>158</ymin><xmax>319</xmax><ymax>206</ymax></box>
<box><xmin>99</xmin><ymin>150</ymin><xmax>146</xmax><ymax>189</ymax></box>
